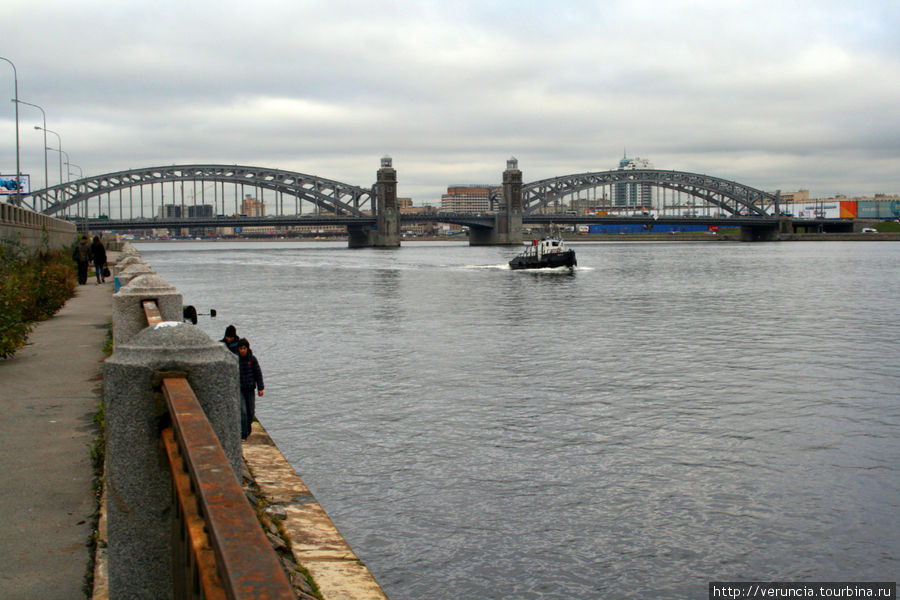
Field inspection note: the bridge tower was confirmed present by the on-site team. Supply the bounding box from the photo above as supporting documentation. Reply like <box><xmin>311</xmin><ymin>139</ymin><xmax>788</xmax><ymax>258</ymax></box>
<box><xmin>469</xmin><ymin>157</ymin><xmax>524</xmax><ymax>246</ymax></box>
<box><xmin>374</xmin><ymin>155</ymin><xmax>400</xmax><ymax>247</ymax></box>
<box><xmin>347</xmin><ymin>156</ymin><xmax>401</xmax><ymax>247</ymax></box>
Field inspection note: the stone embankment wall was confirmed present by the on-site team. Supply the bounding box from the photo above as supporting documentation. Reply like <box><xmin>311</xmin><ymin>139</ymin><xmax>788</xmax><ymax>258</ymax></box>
<box><xmin>0</xmin><ymin>202</ymin><xmax>76</xmax><ymax>249</ymax></box>
<box><xmin>96</xmin><ymin>242</ymin><xmax>388</xmax><ymax>600</ymax></box>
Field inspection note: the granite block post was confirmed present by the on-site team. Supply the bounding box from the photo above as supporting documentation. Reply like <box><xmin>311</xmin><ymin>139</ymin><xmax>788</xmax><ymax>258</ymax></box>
<box><xmin>119</xmin><ymin>241</ymin><xmax>139</xmax><ymax>255</ymax></box>
<box><xmin>103</xmin><ymin>321</ymin><xmax>241</xmax><ymax>599</ymax></box>
<box><xmin>112</xmin><ymin>274</ymin><xmax>182</xmax><ymax>348</ymax></box>
<box><xmin>113</xmin><ymin>255</ymin><xmax>143</xmax><ymax>278</ymax></box>
<box><xmin>115</xmin><ymin>263</ymin><xmax>154</xmax><ymax>291</ymax></box>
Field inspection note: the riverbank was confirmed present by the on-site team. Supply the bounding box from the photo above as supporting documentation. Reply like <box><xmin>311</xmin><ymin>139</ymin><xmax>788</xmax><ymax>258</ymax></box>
<box><xmin>93</xmin><ymin>419</ymin><xmax>387</xmax><ymax>600</ymax></box>
<box><xmin>242</xmin><ymin>424</ymin><xmax>390</xmax><ymax>599</ymax></box>
<box><xmin>0</xmin><ymin>243</ymin><xmax>388</xmax><ymax>598</ymax></box>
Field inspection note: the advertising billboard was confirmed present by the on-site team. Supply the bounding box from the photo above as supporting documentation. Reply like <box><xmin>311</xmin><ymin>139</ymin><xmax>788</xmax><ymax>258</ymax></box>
<box><xmin>858</xmin><ymin>201</ymin><xmax>900</xmax><ymax>219</ymax></box>
<box><xmin>840</xmin><ymin>201</ymin><xmax>858</xmax><ymax>218</ymax></box>
<box><xmin>795</xmin><ymin>202</ymin><xmax>840</xmax><ymax>219</ymax></box>
<box><xmin>0</xmin><ymin>174</ymin><xmax>30</xmax><ymax>195</ymax></box>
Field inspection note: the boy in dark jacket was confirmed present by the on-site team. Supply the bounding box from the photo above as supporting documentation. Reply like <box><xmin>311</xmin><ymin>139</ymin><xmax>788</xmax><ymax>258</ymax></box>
<box><xmin>236</xmin><ymin>338</ymin><xmax>264</xmax><ymax>440</ymax></box>
<box><xmin>220</xmin><ymin>325</ymin><xmax>239</xmax><ymax>354</ymax></box>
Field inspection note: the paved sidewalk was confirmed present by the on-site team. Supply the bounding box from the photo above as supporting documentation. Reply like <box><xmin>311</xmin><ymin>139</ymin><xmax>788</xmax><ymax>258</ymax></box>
<box><xmin>0</xmin><ymin>280</ymin><xmax>113</xmax><ymax>599</ymax></box>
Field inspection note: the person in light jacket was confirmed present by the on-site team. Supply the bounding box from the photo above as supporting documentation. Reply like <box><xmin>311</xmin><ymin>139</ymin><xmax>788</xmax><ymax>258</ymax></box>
<box><xmin>236</xmin><ymin>338</ymin><xmax>264</xmax><ymax>440</ymax></box>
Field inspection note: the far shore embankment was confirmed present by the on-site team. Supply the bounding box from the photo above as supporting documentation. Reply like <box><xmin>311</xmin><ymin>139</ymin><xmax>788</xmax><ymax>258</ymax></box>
<box><xmin>131</xmin><ymin>231</ymin><xmax>900</xmax><ymax>244</ymax></box>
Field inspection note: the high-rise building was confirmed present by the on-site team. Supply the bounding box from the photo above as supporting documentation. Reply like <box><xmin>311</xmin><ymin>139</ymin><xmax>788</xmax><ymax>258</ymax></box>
<box><xmin>241</xmin><ymin>194</ymin><xmax>265</xmax><ymax>217</ymax></box>
<box><xmin>187</xmin><ymin>204</ymin><xmax>215</xmax><ymax>237</ymax></box>
<box><xmin>158</xmin><ymin>204</ymin><xmax>183</xmax><ymax>219</ymax></box>
<box><xmin>187</xmin><ymin>204</ymin><xmax>214</xmax><ymax>218</ymax></box>
<box><xmin>441</xmin><ymin>185</ymin><xmax>499</xmax><ymax>213</ymax></box>
<box><xmin>614</xmin><ymin>154</ymin><xmax>653</xmax><ymax>207</ymax></box>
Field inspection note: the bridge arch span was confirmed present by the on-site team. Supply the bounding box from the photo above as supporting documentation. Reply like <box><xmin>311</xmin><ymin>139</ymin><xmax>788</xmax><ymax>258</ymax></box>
<box><xmin>523</xmin><ymin>169</ymin><xmax>780</xmax><ymax>217</ymax></box>
<box><xmin>29</xmin><ymin>164</ymin><xmax>374</xmax><ymax>218</ymax></box>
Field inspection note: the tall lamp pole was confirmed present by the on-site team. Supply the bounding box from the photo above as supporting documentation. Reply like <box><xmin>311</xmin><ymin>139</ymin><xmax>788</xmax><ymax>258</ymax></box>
<box><xmin>49</xmin><ymin>146</ymin><xmax>72</xmax><ymax>216</ymax></box>
<box><xmin>0</xmin><ymin>56</ymin><xmax>21</xmax><ymax>206</ymax></box>
<box><xmin>68</xmin><ymin>163</ymin><xmax>82</xmax><ymax>220</ymax></box>
<box><xmin>34</xmin><ymin>125</ymin><xmax>64</xmax><ymax>182</ymax></box>
<box><xmin>48</xmin><ymin>146</ymin><xmax>70</xmax><ymax>180</ymax></box>
<box><xmin>36</xmin><ymin>126</ymin><xmax>62</xmax><ymax>186</ymax></box>
<box><xmin>36</xmin><ymin>126</ymin><xmax>64</xmax><ymax>209</ymax></box>
<box><xmin>14</xmin><ymin>100</ymin><xmax>48</xmax><ymax>210</ymax></box>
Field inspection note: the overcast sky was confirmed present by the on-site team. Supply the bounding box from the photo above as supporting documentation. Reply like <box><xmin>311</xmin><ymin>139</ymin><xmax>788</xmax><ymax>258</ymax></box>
<box><xmin>2</xmin><ymin>0</ymin><xmax>899</xmax><ymax>204</ymax></box>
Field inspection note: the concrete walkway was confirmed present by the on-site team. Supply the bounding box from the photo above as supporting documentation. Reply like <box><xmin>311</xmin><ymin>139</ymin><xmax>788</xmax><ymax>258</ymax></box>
<box><xmin>0</xmin><ymin>280</ymin><xmax>113</xmax><ymax>599</ymax></box>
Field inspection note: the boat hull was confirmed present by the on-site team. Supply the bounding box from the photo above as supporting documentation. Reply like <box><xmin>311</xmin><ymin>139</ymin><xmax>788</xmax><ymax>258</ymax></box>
<box><xmin>508</xmin><ymin>249</ymin><xmax>577</xmax><ymax>270</ymax></box>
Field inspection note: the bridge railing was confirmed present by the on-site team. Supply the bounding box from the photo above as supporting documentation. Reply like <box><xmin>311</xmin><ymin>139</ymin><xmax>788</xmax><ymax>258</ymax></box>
<box><xmin>104</xmin><ymin>263</ymin><xmax>294</xmax><ymax>599</ymax></box>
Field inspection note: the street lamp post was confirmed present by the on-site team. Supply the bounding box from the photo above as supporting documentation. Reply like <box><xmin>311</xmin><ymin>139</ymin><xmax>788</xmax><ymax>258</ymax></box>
<box><xmin>36</xmin><ymin>126</ymin><xmax>62</xmax><ymax>186</ymax></box>
<box><xmin>67</xmin><ymin>164</ymin><xmax>82</xmax><ymax>219</ymax></box>
<box><xmin>36</xmin><ymin>126</ymin><xmax>64</xmax><ymax>209</ymax></box>
<box><xmin>14</xmin><ymin>100</ymin><xmax>48</xmax><ymax>206</ymax></box>
<box><xmin>48</xmin><ymin>146</ymin><xmax>73</xmax><ymax>217</ymax></box>
<box><xmin>12</xmin><ymin>100</ymin><xmax>49</xmax><ymax>211</ymax></box>
<box><xmin>48</xmin><ymin>146</ymin><xmax>70</xmax><ymax>180</ymax></box>
<box><xmin>0</xmin><ymin>56</ymin><xmax>22</xmax><ymax>206</ymax></box>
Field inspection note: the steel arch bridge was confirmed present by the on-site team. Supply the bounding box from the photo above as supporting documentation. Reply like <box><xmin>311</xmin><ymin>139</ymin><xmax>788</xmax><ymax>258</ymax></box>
<box><xmin>27</xmin><ymin>164</ymin><xmax>374</xmax><ymax>217</ymax></box>
<box><xmin>522</xmin><ymin>169</ymin><xmax>780</xmax><ymax>216</ymax></box>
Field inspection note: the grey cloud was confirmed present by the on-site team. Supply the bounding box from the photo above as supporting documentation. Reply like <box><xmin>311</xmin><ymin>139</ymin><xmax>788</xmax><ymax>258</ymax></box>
<box><xmin>1</xmin><ymin>0</ymin><xmax>898</xmax><ymax>200</ymax></box>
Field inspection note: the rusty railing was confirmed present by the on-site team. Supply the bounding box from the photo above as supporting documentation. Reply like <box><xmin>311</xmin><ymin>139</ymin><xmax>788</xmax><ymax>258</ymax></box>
<box><xmin>143</xmin><ymin>300</ymin><xmax>295</xmax><ymax>599</ymax></box>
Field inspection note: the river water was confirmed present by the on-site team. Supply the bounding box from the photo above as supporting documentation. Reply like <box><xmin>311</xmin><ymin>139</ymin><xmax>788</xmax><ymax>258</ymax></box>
<box><xmin>136</xmin><ymin>240</ymin><xmax>899</xmax><ymax>599</ymax></box>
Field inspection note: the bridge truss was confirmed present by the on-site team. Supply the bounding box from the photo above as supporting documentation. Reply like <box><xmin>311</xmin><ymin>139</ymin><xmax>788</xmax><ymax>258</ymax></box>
<box><xmin>27</xmin><ymin>164</ymin><xmax>374</xmax><ymax>218</ymax></box>
<box><xmin>522</xmin><ymin>169</ymin><xmax>780</xmax><ymax>217</ymax></box>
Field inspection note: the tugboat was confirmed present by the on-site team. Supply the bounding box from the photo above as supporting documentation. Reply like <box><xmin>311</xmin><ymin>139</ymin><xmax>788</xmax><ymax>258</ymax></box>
<box><xmin>508</xmin><ymin>237</ymin><xmax>577</xmax><ymax>270</ymax></box>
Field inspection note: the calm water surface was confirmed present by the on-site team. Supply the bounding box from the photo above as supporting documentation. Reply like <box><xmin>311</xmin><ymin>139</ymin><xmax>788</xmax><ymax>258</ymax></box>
<box><xmin>137</xmin><ymin>240</ymin><xmax>899</xmax><ymax>599</ymax></box>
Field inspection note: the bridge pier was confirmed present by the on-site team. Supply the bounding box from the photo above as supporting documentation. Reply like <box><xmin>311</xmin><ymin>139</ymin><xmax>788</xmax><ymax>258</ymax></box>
<box><xmin>778</xmin><ymin>216</ymin><xmax>794</xmax><ymax>235</ymax></box>
<box><xmin>347</xmin><ymin>224</ymin><xmax>375</xmax><ymax>248</ymax></box>
<box><xmin>740</xmin><ymin>223</ymin><xmax>779</xmax><ymax>241</ymax></box>
<box><xmin>469</xmin><ymin>158</ymin><xmax>524</xmax><ymax>246</ymax></box>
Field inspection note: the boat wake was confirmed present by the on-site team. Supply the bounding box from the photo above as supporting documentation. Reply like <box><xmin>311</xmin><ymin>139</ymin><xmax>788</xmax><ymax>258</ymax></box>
<box><xmin>462</xmin><ymin>263</ymin><xmax>512</xmax><ymax>270</ymax></box>
<box><xmin>458</xmin><ymin>264</ymin><xmax>591</xmax><ymax>272</ymax></box>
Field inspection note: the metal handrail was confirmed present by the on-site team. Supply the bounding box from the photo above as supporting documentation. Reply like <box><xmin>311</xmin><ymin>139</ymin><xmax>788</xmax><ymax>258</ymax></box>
<box><xmin>142</xmin><ymin>300</ymin><xmax>295</xmax><ymax>599</ymax></box>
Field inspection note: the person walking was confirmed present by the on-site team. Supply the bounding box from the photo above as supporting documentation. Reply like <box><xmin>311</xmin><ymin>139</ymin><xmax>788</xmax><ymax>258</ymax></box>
<box><xmin>236</xmin><ymin>338</ymin><xmax>264</xmax><ymax>440</ymax></box>
<box><xmin>220</xmin><ymin>325</ymin><xmax>239</xmax><ymax>354</ymax></box>
<box><xmin>90</xmin><ymin>236</ymin><xmax>107</xmax><ymax>284</ymax></box>
<box><xmin>71</xmin><ymin>235</ymin><xmax>91</xmax><ymax>285</ymax></box>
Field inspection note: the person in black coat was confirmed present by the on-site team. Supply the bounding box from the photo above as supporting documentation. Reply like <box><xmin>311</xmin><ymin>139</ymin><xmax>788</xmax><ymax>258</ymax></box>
<box><xmin>90</xmin><ymin>236</ymin><xmax>107</xmax><ymax>283</ymax></box>
<box><xmin>72</xmin><ymin>235</ymin><xmax>91</xmax><ymax>285</ymax></box>
<box><xmin>236</xmin><ymin>338</ymin><xmax>264</xmax><ymax>440</ymax></box>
